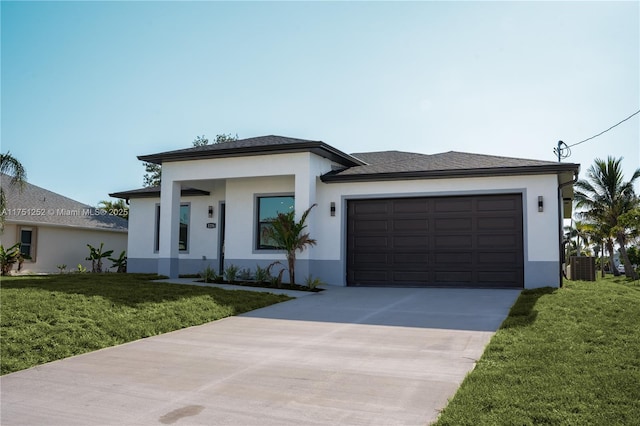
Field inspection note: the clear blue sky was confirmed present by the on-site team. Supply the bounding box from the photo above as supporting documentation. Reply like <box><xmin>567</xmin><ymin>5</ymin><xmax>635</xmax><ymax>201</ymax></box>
<box><xmin>2</xmin><ymin>1</ymin><xmax>638</xmax><ymax>206</ymax></box>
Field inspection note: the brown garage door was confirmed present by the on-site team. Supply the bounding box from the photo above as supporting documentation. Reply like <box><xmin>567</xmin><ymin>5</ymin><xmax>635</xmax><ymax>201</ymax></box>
<box><xmin>347</xmin><ymin>194</ymin><xmax>524</xmax><ymax>288</ymax></box>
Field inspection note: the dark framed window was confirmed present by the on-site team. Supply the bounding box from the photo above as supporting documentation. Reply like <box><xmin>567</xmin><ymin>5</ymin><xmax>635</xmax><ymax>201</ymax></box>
<box><xmin>154</xmin><ymin>204</ymin><xmax>190</xmax><ymax>252</ymax></box>
<box><xmin>256</xmin><ymin>195</ymin><xmax>294</xmax><ymax>249</ymax></box>
<box><xmin>19</xmin><ymin>227</ymin><xmax>35</xmax><ymax>260</ymax></box>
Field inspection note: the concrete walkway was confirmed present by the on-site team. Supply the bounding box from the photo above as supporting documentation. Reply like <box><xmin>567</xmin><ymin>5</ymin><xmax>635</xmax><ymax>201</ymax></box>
<box><xmin>0</xmin><ymin>285</ymin><xmax>520</xmax><ymax>426</ymax></box>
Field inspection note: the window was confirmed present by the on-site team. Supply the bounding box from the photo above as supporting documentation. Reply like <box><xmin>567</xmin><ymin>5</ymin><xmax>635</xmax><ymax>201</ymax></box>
<box><xmin>18</xmin><ymin>227</ymin><xmax>35</xmax><ymax>261</ymax></box>
<box><xmin>257</xmin><ymin>195</ymin><xmax>294</xmax><ymax>249</ymax></box>
<box><xmin>154</xmin><ymin>204</ymin><xmax>190</xmax><ymax>252</ymax></box>
<box><xmin>179</xmin><ymin>204</ymin><xmax>190</xmax><ymax>251</ymax></box>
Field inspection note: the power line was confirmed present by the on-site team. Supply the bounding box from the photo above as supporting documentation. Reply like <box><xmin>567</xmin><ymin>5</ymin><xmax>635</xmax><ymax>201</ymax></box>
<box><xmin>554</xmin><ymin>109</ymin><xmax>640</xmax><ymax>161</ymax></box>
<box><xmin>568</xmin><ymin>109</ymin><xmax>640</xmax><ymax>148</ymax></box>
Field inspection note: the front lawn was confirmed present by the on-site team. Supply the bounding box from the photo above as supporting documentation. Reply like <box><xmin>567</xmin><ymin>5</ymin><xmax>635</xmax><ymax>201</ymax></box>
<box><xmin>0</xmin><ymin>274</ymin><xmax>292</xmax><ymax>375</ymax></box>
<box><xmin>435</xmin><ymin>275</ymin><xmax>640</xmax><ymax>425</ymax></box>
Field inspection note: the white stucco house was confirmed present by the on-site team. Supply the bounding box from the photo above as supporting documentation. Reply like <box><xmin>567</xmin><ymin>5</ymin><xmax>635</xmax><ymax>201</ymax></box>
<box><xmin>111</xmin><ymin>135</ymin><xmax>579</xmax><ymax>289</ymax></box>
<box><xmin>1</xmin><ymin>174</ymin><xmax>128</xmax><ymax>274</ymax></box>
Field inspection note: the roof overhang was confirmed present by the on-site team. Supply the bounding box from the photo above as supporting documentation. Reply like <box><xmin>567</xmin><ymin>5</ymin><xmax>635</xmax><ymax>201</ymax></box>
<box><xmin>138</xmin><ymin>142</ymin><xmax>365</xmax><ymax>167</ymax></box>
<box><xmin>109</xmin><ymin>187</ymin><xmax>210</xmax><ymax>201</ymax></box>
<box><xmin>321</xmin><ymin>163</ymin><xmax>581</xmax><ymax>183</ymax></box>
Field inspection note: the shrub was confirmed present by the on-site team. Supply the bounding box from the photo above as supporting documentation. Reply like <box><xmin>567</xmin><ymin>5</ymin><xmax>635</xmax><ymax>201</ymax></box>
<box><xmin>223</xmin><ymin>264</ymin><xmax>239</xmax><ymax>283</ymax></box>
<box><xmin>304</xmin><ymin>274</ymin><xmax>325</xmax><ymax>289</ymax></box>
<box><xmin>254</xmin><ymin>265</ymin><xmax>269</xmax><ymax>283</ymax></box>
<box><xmin>199</xmin><ymin>265</ymin><xmax>218</xmax><ymax>283</ymax></box>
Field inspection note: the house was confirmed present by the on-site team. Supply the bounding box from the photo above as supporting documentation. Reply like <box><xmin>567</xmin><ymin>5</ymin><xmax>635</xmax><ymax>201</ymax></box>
<box><xmin>110</xmin><ymin>135</ymin><xmax>579</xmax><ymax>289</ymax></box>
<box><xmin>1</xmin><ymin>174</ymin><xmax>128</xmax><ymax>273</ymax></box>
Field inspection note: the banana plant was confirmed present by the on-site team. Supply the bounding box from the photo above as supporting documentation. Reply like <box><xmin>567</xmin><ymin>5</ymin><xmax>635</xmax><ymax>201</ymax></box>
<box><xmin>86</xmin><ymin>243</ymin><xmax>113</xmax><ymax>273</ymax></box>
<box><xmin>108</xmin><ymin>250</ymin><xmax>127</xmax><ymax>273</ymax></box>
<box><xmin>0</xmin><ymin>242</ymin><xmax>21</xmax><ymax>276</ymax></box>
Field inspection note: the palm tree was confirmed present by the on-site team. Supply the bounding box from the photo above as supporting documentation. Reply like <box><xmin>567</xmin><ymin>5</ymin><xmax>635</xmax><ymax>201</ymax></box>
<box><xmin>564</xmin><ymin>220</ymin><xmax>594</xmax><ymax>256</ymax></box>
<box><xmin>575</xmin><ymin>156</ymin><xmax>640</xmax><ymax>279</ymax></box>
<box><xmin>264</xmin><ymin>204</ymin><xmax>317</xmax><ymax>285</ymax></box>
<box><xmin>97</xmin><ymin>199</ymin><xmax>129</xmax><ymax>220</ymax></box>
<box><xmin>0</xmin><ymin>152</ymin><xmax>27</xmax><ymax>231</ymax></box>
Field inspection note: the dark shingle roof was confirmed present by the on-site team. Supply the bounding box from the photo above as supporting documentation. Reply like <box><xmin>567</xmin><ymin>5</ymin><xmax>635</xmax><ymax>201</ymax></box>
<box><xmin>323</xmin><ymin>150</ymin><xmax>579</xmax><ymax>182</ymax></box>
<box><xmin>2</xmin><ymin>174</ymin><xmax>128</xmax><ymax>232</ymax></box>
<box><xmin>139</xmin><ymin>135</ymin><xmax>365</xmax><ymax>167</ymax></box>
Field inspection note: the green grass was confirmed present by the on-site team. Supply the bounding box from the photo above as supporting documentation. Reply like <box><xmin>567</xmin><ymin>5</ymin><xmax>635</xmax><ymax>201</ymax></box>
<box><xmin>435</xmin><ymin>275</ymin><xmax>640</xmax><ymax>425</ymax></box>
<box><xmin>0</xmin><ymin>273</ymin><xmax>292</xmax><ymax>375</ymax></box>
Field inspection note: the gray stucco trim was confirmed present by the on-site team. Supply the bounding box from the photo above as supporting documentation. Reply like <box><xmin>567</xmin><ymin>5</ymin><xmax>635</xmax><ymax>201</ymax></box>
<box><xmin>128</xmin><ymin>258</ymin><xmax>158</xmax><ymax>273</ymax></box>
<box><xmin>158</xmin><ymin>257</ymin><xmax>179</xmax><ymax>278</ymax></box>
<box><xmin>524</xmin><ymin>260</ymin><xmax>560</xmax><ymax>288</ymax></box>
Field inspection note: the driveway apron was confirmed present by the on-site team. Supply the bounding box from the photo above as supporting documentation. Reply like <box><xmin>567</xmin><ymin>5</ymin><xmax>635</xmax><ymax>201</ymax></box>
<box><xmin>0</xmin><ymin>286</ymin><xmax>520</xmax><ymax>425</ymax></box>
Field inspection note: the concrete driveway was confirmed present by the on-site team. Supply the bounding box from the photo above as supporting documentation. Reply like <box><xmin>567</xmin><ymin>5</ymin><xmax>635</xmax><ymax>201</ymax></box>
<box><xmin>1</xmin><ymin>286</ymin><xmax>520</xmax><ymax>426</ymax></box>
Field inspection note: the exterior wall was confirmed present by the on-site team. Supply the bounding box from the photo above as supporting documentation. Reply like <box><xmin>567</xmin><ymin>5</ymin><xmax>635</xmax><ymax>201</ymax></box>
<box><xmin>125</xmin><ymin>150</ymin><xmax>562</xmax><ymax>288</ymax></box>
<box><xmin>1</xmin><ymin>223</ymin><xmax>127</xmax><ymax>274</ymax></box>
<box><xmin>127</xmin><ymin>182</ymin><xmax>226</xmax><ymax>275</ymax></box>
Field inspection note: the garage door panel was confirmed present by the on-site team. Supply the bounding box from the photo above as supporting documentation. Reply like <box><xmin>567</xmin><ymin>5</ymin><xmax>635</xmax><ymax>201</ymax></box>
<box><xmin>478</xmin><ymin>251</ymin><xmax>521</xmax><ymax>265</ymax></box>
<box><xmin>354</xmin><ymin>219</ymin><xmax>388</xmax><ymax>232</ymax></box>
<box><xmin>353</xmin><ymin>201</ymin><xmax>389</xmax><ymax>215</ymax></box>
<box><xmin>393</xmin><ymin>218</ymin><xmax>429</xmax><ymax>231</ymax></box>
<box><xmin>394</xmin><ymin>271</ymin><xmax>430</xmax><ymax>282</ymax></box>
<box><xmin>353</xmin><ymin>236</ymin><xmax>388</xmax><ymax>249</ymax></box>
<box><xmin>393</xmin><ymin>253</ymin><xmax>429</xmax><ymax>263</ymax></box>
<box><xmin>434</xmin><ymin>270</ymin><xmax>473</xmax><ymax>283</ymax></box>
<box><xmin>435</xmin><ymin>235</ymin><xmax>473</xmax><ymax>248</ymax></box>
<box><xmin>347</xmin><ymin>195</ymin><xmax>523</xmax><ymax>288</ymax></box>
<box><xmin>435</xmin><ymin>252</ymin><xmax>473</xmax><ymax>265</ymax></box>
<box><xmin>434</xmin><ymin>198</ymin><xmax>473</xmax><ymax>212</ymax></box>
<box><xmin>354</xmin><ymin>253</ymin><xmax>388</xmax><ymax>264</ymax></box>
<box><xmin>393</xmin><ymin>200</ymin><xmax>428</xmax><ymax>213</ymax></box>
<box><xmin>478</xmin><ymin>270</ymin><xmax>522</xmax><ymax>285</ymax></box>
<box><xmin>393</xmin><ymin>236</ymin><xmax>428</xmax><ymax>248</ymax></box>
<box><xmin>435</xmin><ymin>218</ymin><xmax>473</xmax><ymax>231</ymax></box>
<box><xmin>477</xmin><ymin>197</ymin><xmax>518</xmax><ymax>211</ymax></box>
<box><xmin>477</xmin><ymin>217</ymin><xmax>517</xmax><ymax>231</ymax></box>
<box><xmin>477</xmin><ymin>234</ymin><xmax>519</xmax><ymax>248</ymax></box>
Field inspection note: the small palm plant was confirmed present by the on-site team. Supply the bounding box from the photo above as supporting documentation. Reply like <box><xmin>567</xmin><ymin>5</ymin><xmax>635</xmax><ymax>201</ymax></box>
<box><xmin>264</xmin><ymin>204</ymin><xmax>317</xmax><ymax>285</ymax></box>
<box><xmin>86</xmin><ymin>243</ymin><xmax>113</xmax><ymax>273</ymax></box>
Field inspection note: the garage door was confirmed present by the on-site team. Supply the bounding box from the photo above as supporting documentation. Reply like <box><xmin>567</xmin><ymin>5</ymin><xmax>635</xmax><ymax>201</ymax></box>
<box><xmin>347</xmin><ymin>194</ymin><xmax>523</xmax><ymax>288</ymax></box>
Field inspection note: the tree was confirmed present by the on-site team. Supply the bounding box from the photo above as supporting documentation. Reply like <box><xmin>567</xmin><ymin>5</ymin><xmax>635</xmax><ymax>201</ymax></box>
<box><xmin>142</xmin><ymin>162</ymin><xmax>161</xmax><ymax>187</ymax></box>
<box><xmin>574</xmin><ymin>156</ymin><xmax>640</xmax><ymax>279</ymax></box>
<box><xmin>614</xmin><ymin>207</ymin><xmax>640</xmax><ymax>279</ymax></box>
<box><xmin>264</xmin><ymin>204</ymin><xmax>317</xmax><ymax>285</ymax></box>
<box><xmin>142</xmin><ymin>133</ymin><xmax>238</xmax><ymax>187</ymax></box>
<box><xmin>97</xmin><ymin>199</ymin><xmax>129</xmax><ymax>220</ymax></box>
<box><xmin>0</xmin><ymin>152</ymin><xmax>27</xmax><ymax>231</ymax></box>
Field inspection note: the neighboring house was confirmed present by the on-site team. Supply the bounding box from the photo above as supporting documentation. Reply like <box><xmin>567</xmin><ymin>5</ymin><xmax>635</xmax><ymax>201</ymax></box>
<box><xmin>110</xmin><ymin>135</ymin><xmax>579</xmax><ymax>289</ymax></box>
<box><xmin>1</xmin><ymin>174</ymin><xmax>128</xmax><ymax>274</ymax></box>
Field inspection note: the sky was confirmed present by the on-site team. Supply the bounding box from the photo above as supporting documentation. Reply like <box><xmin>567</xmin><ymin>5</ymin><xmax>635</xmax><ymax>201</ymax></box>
<box><xmin>2</xmin><ymin>1</ymin><xmax>639</xmax><ymax>207</ymax></box>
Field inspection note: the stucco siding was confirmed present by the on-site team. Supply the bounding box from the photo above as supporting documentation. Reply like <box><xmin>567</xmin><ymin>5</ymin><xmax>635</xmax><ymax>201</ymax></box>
<box><xmin>1</xmin><ymin>223</ymin><xmax>127</xmax><ymax>274</ymax></box>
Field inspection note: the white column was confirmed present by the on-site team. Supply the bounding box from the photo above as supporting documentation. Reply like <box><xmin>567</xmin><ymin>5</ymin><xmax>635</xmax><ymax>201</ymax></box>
<box><xmin>158</xmin><ymin>179</ymin><xmax>180</xmax><ymax>278</ymax></box>
<box><xmin>294</xmin><ymin>160</ymin><xmax>317</xmax><ymax>266</ymax></box>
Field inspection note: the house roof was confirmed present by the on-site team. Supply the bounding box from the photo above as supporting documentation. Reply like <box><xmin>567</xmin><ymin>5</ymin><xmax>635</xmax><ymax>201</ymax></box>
<box><xmin>322</xmin><ymin>150</ymin><xmax>580</xmax><ymax>182</ymax></box>
<box><xmin>113</xmin><ymin>137</ymin><xmax>579</xmax><ymax>199</ymax></box>
<box><xmin>109</xmin><ymin>186</ymin><xmax>210</xmax><ymax>201</ymax></box>
<box><xmin>138</xmin><ymin>135</ymin><xmax>365</xmax><ymax>167</ymax></box>
<box><xmin>1</xmin><ymin>174</ymin><xmax>128</xmax><ymax>232</ymax></box>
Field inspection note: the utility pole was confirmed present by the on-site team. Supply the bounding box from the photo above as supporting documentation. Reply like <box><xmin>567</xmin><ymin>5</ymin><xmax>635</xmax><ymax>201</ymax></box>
<box><xmin>553</xmin><ymin>140</ymin><xmax>569</xmax><ymax>162</ymax></box>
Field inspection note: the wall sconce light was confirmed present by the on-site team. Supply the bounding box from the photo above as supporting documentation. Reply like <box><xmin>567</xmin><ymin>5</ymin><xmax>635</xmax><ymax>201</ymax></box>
<box><xmin>208</xmin><ymin>206</ymin><xmax>214</xmax><ymax>218</ymax></box>
<box><xmin>538</xmin><ymin>196</ymin><xmax>544</xmax><ymax>212</ymax></box>
<box><xmin>330</xmin><ymin>202</ymin><xmax>336</xmax><ymax>217</ymax></box>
